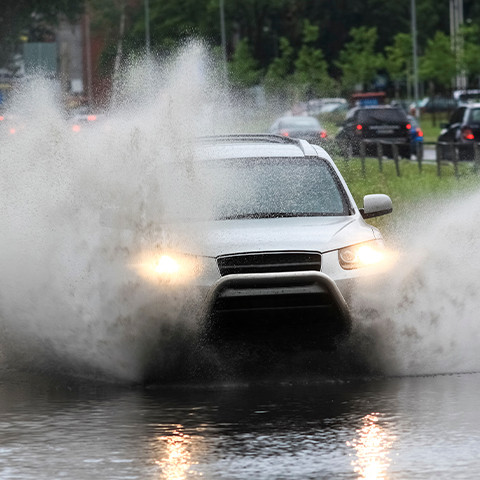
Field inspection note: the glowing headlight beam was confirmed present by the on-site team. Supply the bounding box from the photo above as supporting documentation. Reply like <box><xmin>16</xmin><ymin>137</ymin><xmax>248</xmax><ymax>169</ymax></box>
<box><xmin>153</xmin><ymin>255</ymin><xmax>180</xmax><ymax>274</ymax></box>
<box><xmin>338</xmin><ymin>241</ymin><xmax>387</xmax><ymax>270</ymax></box>
<box><xmin>357</xmin><ymin>245</ymin><xmax>385</xmax><ymax>266</ymax></box>
<box><xmin>130</xmin><ymin>251</ymin><xmax>204</xmax><ymax>284</ymax></box>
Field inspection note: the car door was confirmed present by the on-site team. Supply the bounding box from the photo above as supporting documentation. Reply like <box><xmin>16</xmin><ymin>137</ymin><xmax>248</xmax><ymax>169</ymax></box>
<box><xmin>440</xmin><ymin>107</ymin><xmax>466</xmax><ymax>142</ymax></box>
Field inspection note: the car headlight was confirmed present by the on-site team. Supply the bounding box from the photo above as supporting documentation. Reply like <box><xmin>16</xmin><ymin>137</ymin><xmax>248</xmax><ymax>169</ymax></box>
<box><xmin>132</xmin><ymin>251</ymin><xmax>204</xmax><ymax>283</ymax></box>
<box><xmin>338</xmin><ymin>240</ymin><xmax>386</xmax><ymax>270</ymax></box>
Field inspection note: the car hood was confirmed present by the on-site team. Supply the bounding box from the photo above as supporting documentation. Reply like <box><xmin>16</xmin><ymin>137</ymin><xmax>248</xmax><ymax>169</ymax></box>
<box><xmin>166</xmin><ymin>216</ymin><xmax>377</xmax><ymax>258</ymax></box>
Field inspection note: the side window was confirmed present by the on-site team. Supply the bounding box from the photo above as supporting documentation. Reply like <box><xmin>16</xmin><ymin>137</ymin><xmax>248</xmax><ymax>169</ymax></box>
<box><xmin>449</xmin><ymin>107</ymin><xmax>465</xmax><ymax>124</ymax></box>
<box><xmin>469</xmin><ymin>109</ymin><xmax>480</xmax><ymax>124</ymax></box>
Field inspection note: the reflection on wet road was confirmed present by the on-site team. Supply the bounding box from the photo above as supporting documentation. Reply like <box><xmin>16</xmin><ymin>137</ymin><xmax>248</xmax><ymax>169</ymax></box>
<box><xmin>1</xmin><ymin>369</ymin><xmax>480</xmax><ymax>479</ymax></box>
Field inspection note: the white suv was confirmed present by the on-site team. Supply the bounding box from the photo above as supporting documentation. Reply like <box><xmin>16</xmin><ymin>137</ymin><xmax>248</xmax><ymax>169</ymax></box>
<box><xmin>133</xmin><ymin>134</ymin><xmax>392</xmax><ymax>350</ymax></box>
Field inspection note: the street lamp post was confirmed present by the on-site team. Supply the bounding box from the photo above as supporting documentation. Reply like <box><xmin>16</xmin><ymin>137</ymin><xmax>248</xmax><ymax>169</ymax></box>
<box><xmin>411</xmin><ymin>0</ymin><xmax>420</xmax><ymax>118</ymax></box>
<box><xmin>219</xmin><ymin>0</ymin><xmax>227</xmax><ymax>77</ymax></box>
<box><xmin>145</xmin><ymin>0</ymin><xmax>151</xmax><ymax>55</ymax></box>
<box><xmin>450</xmin><ymin>0</ymin><xmax>466</xmax><ymax>89</ymax></box>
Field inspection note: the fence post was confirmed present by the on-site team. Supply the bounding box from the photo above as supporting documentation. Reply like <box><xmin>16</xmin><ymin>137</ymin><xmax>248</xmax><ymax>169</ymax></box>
<box><xmin>376</xmin><ymin>141</ymin><xmax>383</xmax><ymax>172</ymax></box>
<box><xmin>436</xmin><ymin>143</ymin><xmax>442</xmax><ymax>177</ymax></box>
<box><xmin>416</xmin><ymin>142</ymin><xmax>423</xmax><ymax>172</ymax></box>
<box><xmin>474</xmin><ymin>142</ymin><xmax>480</xmax><ymax>174</ymax></box>
<box><xmin>452</xmin><ymin>143</ymin><xmax>459</xmax><ymax>179</ymax></box>
<box><xmin>392</xmin><ymin>143</ymin><xmax>401</xmax><ymax>176</ymax></box>
<box><xmin>360</xmin><ymin>140</ymin><xmax>366</xmax><ymax>177</ymax></box>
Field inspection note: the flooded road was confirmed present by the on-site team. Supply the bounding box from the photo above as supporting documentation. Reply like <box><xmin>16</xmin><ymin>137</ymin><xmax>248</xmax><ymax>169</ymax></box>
<box><xmin>1</xmin><ymin>368</ymin><xmax>479</xmax><ymax>479</ymax></box>
<box><xmin>3</xmin><ymin>45</ymin><xmax>480</xmax><ymax>479</ymax></box>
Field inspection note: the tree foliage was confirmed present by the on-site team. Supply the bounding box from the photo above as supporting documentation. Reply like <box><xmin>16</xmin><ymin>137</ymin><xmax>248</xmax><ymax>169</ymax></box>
<box><xmin>419</xmin><ymin>31</ymin><xmax>457</xmax><ymax>93</ymax></box>
<box><xmin>336</xmin><ymin>26</ymin><xmax>384</xmax><ymax>92</ymax></box>
<box><xmin>228</xmin><ymin>38</ymin><xmax>263</xmax><ymax>88</ymax></box>
<box><xmin>293</xmin><ymin>21</ymin><xmax>338</xmax><ymax>98</ymax></box>
<box><xmin>461</xmin><ymin>23</ymin><xmax>480</xmax><ymax>83</ymax></box>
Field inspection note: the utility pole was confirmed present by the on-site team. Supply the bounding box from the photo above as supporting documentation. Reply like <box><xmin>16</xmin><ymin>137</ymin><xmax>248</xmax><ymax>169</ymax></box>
<box><xmin>411</xmin><ymin>0</ymin><xmax>420</xmax><ymax>118</ymax></box>
<box><xmin>145</xmin><ymin>0</ymin><xmax>151</xmax><ymax>55</ymax></box>
<box><xmin>219</xmin><ymin>0</ymin><xmax>227</xmax><ymax>78</ymax></box>
<box><xmin>450</xmin><ymin>0</ymin><xmax>466</xmax><ymax>89</ymax></box>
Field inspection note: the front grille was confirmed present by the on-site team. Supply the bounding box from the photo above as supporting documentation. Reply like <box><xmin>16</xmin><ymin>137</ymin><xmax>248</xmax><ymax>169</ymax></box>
<box><xmin>217</xmin><ymin>251</ymin><xmax>321</xmax><ymax>276</ymax></box>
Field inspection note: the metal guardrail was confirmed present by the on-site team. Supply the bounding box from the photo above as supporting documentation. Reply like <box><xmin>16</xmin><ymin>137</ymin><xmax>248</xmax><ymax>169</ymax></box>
<box><xmin>435</xmin><ymin>141</ymin><xmax>480</xmax><ymax>177</ymax></box>
<box><xmin>342</xmin><ymin>139</ymin><xmax>420</xmax><ymax>177</ymax></box>
<box><xmin>342</xmin><ymin>139</ymin><xmax>480</xmax><ymax>178</ymax></box>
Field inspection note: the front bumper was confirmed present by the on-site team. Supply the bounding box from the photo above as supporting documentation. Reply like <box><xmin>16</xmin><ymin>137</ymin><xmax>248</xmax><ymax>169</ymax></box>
<box><xmin>201</xmin><ymin>271</ymin><xmax>351</xmax><ymax>347</ymax></box>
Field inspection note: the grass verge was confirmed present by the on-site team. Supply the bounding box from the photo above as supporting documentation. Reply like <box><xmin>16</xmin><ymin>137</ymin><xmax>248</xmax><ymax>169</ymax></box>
<box><xmin>333</xmin><ymin>155</ymin><xmax>480</xmax><ymax>233</ymax></box>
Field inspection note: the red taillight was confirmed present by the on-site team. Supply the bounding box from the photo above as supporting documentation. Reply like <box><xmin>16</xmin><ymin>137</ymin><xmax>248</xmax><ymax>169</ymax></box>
<box><xmin>87</xmin><ymin>115</ymin><xmax>97</xmax><ymax>122</ymax></box>
<box><xmin>0</xmin><ymin>115</ymin><xmax>4</xmax><ymax>121</ymax></box>
<box><xmin>462</xmin><ymin>128</ymin><xmax>474</xmax><ymax>140</ymax></box>
<box><xmin>279</xmin><ymin>129</ymin><xmax>289</xmax><ymax>137</ymax></box>
<box><xmin>356</xmin><ymin>124</ymin><xmax>363</xmax><ymax>130</ymax></box>
<box><xmin>320</xmin><ymin>130</ymin><xmax>327</xmax><ymax>139</ymax></box>
<box><xmin>9</xmin><ymin>127</ymin><xmax>16</xmax><ymax>135</ymax></box>
<box><xmin>417</xmin><ymin>128</ymin><xmax>424</xmax><ymax>138</ymax></box>
<box><xmin>406</xmin><ymin>123</ymin><xmax>412</xmax><ymax>130</ymax></box>
<box><xmin>72</xmin><ymin>124</ymin><xmax>81</xmax><ymax>133</ymax></box>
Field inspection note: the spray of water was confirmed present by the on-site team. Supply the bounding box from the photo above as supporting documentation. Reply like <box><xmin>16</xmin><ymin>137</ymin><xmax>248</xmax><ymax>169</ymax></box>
<box><xmin>349</xmin><ymin>190</ymin><xmax>480</xmax><ymax>376</ymax></box>
<box><xmin>0</xmin><ymin>41</ymin><xmax>276</xmax><ymax>383</ymax></box>
<box><xmin>2</xmin><ymin>39</ymin><xmax>480</xmax><ymax>383</ymax></box>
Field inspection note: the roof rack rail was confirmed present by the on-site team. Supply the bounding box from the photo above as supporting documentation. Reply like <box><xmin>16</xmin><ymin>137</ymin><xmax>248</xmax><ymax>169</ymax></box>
<box><xmin>198</xmin><ymin>134</ymin><xmax>315</xmax><ymax>155</ymax></box>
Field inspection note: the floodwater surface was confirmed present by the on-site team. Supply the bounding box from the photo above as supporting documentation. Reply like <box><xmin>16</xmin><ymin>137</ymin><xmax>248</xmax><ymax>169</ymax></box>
<box><xmin>1</xmin><ymin>369</ymin><xmax>480</xmax><ymax>479</ymax></box>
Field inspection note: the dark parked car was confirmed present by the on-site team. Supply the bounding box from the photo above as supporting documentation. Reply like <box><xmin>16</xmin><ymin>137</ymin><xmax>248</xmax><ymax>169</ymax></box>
<box><xmin>336</xmin><ymin>105</ymin><xmax>412</xmax><ymax>158</ymax></box>
<box><xmin>437</xmin><ymin>103</ymin><xmax>480</xmax><ymax>161</ymax></box>
<box><xmin>268</xmin><ymin>115</ymin><xmax>327</xmax><ymax>144</ymax></box>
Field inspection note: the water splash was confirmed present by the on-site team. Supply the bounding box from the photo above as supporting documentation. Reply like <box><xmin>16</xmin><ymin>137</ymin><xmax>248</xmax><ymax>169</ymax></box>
<box><xmin>349</xmin><ymin>190</ymin><xmax>480</xmax><ymax>376</ymax></box>
<box><xmin>4</xmin><ymin>40</ymin><xmax>479</xmax><ymax>383</ymax></box>
<box><xmin>0</xmin><ymin>41</ymin><xmax>256</xmax><ymax>383</ymax></box>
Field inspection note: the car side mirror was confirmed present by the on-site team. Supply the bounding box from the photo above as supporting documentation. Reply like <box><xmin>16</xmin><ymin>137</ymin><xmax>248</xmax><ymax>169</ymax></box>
<box><xmin>360</xmin><ymin>194</ymin><xmax>392</xmax><ymax>219</ymax></box>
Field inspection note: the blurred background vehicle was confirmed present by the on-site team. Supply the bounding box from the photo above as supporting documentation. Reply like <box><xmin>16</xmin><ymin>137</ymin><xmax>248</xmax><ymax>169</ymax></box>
<box><xmin>306</xmin><ymin>98</ymin><xmax>347</xmax><ymax>115</ymax></box>
<box><xmin>68</xmin><ymin>112</ymin><xmax>108</xmax><ymax>134</ymax></box>
<box><xmin>336</xmin><ymin>104</ymin><xmax>411</xmax><ymax>158</ymax></box>
<box><xmin>268</xmin><ymin>115</ymin><xmax>328</xmax><ymax>144</ymax></box>
<box><xmin>409</xmin><ymin>96</ymin><xmax>458</xmax><ymax>115</ymax></box>
<box><xmin>453</xmin><ymin>89</ymin><xmax>480</xmax><ymax>106</ymax></box>
<box><xmin>437</xmin><ymin>103</ymin><xmax>480</xmax><ymax>161</ymax></box>
<box><xmin>0</xmin><ymin>114</ymin><xmax>26</xmax><ymax>137</ymax></box>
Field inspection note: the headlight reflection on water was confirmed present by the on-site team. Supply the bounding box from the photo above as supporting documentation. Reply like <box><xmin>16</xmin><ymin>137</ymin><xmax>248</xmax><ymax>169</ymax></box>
<box><xmin>347</xmin><ymin>413</ymin><xmax>396</xmax><ymax>480</ymax></box>
<box><xmin>154</xmin><ymin>427</ymin><xmax>201</xmax><ymax>480</ymax></box>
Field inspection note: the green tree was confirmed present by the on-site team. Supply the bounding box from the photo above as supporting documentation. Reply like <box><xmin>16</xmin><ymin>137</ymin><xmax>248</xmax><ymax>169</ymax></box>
<box><xmin>293</xmin><ymin>20</ymin><xmax>338</xmax><ymax>98</ymax></box>
<box><xmin>336</xmin><ymin>26</ymin><xmax>384</xmax><ymax>92</ymax></box>
<box><xmin>419</xmin><ymin>31</ymin><xmax>456</xmax><ymax>93</ymax></box>
<box><xmin>461</xmin><ymin>23</ymin><xmax>480</xmax><ymax>85</ymax></box>
<box><xmin>228</xmin><ymin>38</ymin><xmax>263</xmax><ymax>88</ymax></box>
<box><xmin>263</xmin><ymin>37</ymin><xmax>295</xmax><ymax>97</ymax></box>
<box><xmin>384</xmin><ymin>33</ymin><xmax>412</xmax><ymax>98</ymax></box>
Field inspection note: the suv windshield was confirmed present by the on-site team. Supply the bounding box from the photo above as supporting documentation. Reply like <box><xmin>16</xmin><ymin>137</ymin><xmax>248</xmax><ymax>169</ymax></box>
<box><xmin>357</xmin><ymin>108</ymin><xmax>406</xmax><ymax>124</ymax></box>
<box><xmin>163</xmin><ymin>157</ymin><xmax>350</xmax><ymax>221</ymax></box>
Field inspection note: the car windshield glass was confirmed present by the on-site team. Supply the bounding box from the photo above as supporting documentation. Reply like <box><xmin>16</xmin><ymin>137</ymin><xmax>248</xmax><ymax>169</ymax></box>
<box><xmin>161</xmin><ymin>157</ymin><xmax>350</xmax><ymax>221</ymax></box>
<box><xmin>469</xmin><ymin>109</ymin><xmax>480</xmax><ymax>123</ymax></box>
<box><xmin>358</xmin><ymin>108</ymin><xmax>406</xmax><ymax>123</ymax></box>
